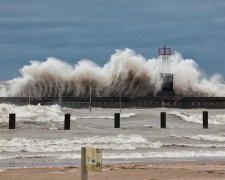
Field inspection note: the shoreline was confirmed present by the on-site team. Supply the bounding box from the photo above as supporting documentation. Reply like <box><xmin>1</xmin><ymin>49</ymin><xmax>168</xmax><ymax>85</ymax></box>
<box><xmin>1</xmin><ymin>160</ymin><xmax>225</xmax><ymax>180</ymax></box>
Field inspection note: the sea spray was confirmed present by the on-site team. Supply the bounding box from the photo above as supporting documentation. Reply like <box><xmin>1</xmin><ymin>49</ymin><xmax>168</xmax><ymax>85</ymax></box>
<box><xmin>0</xmin><ymin>104</ymin><xmax>63</xmax><ymax>122</ymax></box>
<box><xmin>0</xmin><ymin>48</ymin><xmax>224</xmax><ymax>97</ymax></box>
<box><xmin>0</xmin><ymin>103</ymin><xmax>137</xmax><ymax>123</ymax></box>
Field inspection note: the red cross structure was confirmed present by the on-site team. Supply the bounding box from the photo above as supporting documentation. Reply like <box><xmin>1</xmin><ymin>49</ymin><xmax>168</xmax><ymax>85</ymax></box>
<box><xmin>158</xmin><ymin>45</ymin><xmax>171</xmax><ymax>56</ymax></box>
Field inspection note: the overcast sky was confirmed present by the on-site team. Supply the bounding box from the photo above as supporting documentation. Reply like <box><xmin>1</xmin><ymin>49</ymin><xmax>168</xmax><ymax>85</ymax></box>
<box><xmin>0</xmin><ymin>0</ymin><xmax>225</xmax><ymax>80</ymax></box>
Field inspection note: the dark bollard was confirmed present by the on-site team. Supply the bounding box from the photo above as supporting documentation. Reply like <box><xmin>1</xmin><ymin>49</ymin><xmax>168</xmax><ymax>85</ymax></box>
<box><xmin>160</xmin><ymin>112</ymin><xmax>166</xmax><ymax>128</ymax></box>
<box><xmin>203</xmin><ymin>111</ymin><xmax>208</xmax><ymax>129</ymax></box>
<box><xmin>114</xmin><ymin>113</ymin><xmax>120</xmax><ymax>128</ymax></box>
<box><xmin>9</xmin><ymin>113</ymin><xmax>16</xmax><ymax>129</ymax></box>
<box><xmin>64</xmin><ymin>114</ymin><xmax>71</xmax><ymax>130</ymax></box>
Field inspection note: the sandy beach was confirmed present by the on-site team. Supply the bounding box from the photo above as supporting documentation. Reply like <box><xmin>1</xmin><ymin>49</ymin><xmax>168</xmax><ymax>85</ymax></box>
<box><xmin>1</xmin><ymin>161</ymin><xmax>225</xmax><ymax>180</ymax></box>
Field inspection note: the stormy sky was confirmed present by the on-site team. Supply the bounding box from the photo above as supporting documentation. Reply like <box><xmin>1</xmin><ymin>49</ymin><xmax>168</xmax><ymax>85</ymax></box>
<box><xmin>0</xmin><ymin>0</ymin><xmax>225</xmax><ymax>80</ymax></box>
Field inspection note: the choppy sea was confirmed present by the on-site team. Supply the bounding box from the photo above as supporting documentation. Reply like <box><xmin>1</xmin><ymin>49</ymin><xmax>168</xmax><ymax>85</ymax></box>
<box><xmin>0</xmin><ymin>104</ymin><xmax>225</xmax><ymax>168</ymax></box>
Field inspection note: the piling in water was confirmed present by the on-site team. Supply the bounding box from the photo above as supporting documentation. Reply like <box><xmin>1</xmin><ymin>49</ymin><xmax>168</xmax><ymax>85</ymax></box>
<box><xmin>64</xmin><ymin>113</ymin><xmax>71</xmax><ymax>130</ymax></box>
<box><xmin>160</xmin><ymin>112</ymin><xmax>166</xmax><ymax>128</ymax></box>
<box><xmin>114</xmin><ymin>113</ymin><xmax>120</xmax><ymax>128</ymax></box>
<box><xmin>203</xmin><ymin>111</ymin><xmax>208</xmax><ymax>129</ymax></box>
<box><xmin>9</xmin><ymin>113</ymin><xmax>16</xmax><ymax>129</ymax></box>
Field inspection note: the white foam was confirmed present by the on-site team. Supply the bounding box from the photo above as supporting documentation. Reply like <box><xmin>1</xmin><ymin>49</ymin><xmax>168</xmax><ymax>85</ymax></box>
<box><xmin>1</xmin><ymin>150</ymin><xmax>225</xmax><ymax>160</ymax></box>
<box><xmin>0</xmin><ymin>104</ymin><xmax>65</xmax><ymax>122</ymax></box>
<box><xmin>0</xmin><ymin>135</ymin><xmax>162</xmax><ymax>154</ymax></box>
<box><xmin>210</xmin><ymin>114</ymin><xmax>225</xmax><ymax>124</ymax></box>
<box><xmin>172</xmin><ymin>134</ymin><xmax>225</xmax><ymax>142</ymax></box>
<box><xmin>103</xmin><ymin>150</ymin><xmax>225</xmax><ymax>159</ymax></box>
<box><xmin>0</xmin><ymin>49</ymin><xmax>225</xmax><ymax>97</ymax></box>
<box><xmin>56</xmin><ymin>150</ymin><xmax>225</xmax><ymax>160</ymax></box>
<box><xmin>1</xmin><ymin>133</ymin><xmax>225</xmax><ymax>160</ymax></box>
<box><xmin>169</xmin><ymin>111</ymin><xmax>225</xmax><ymax>124</ymax></box>
<box><xmin>0</xmin><ymin>104</ymin><xmax>136</xmax><ymax>122</ymax></box>
<box><xmin>0</xmin><ymin>154</ymin><xmax>58</xmax><ymax>160</ymax></box>
<box><xmin>164</xmin><ymin>142</ymin><xmax>225</xmax><ymax>148</ymax></box>
<box><xmin>76</xmin><ymin>113</ymin><xmax>137</xmax><ymax>119</ymax></box>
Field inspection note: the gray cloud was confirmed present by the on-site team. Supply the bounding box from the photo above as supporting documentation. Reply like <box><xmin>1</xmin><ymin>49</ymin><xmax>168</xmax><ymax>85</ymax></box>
<box><xmin>0</xmin><ymin>0</ymin><xmax>224</xmax><ymax>79</ymax></box>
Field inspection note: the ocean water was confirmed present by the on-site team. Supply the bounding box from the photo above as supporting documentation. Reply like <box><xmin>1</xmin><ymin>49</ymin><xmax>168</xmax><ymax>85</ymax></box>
<box><xmin>0</xmin><ymin>104</ymin><xmax>225</xmax><ymax>168</ymax></box>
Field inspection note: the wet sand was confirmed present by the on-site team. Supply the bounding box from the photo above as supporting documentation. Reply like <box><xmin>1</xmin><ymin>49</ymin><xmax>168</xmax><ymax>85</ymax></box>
<box><xmin>1</xmin><ymin>161</ymin><xmax>225</xmax><ymax>180</ymax></box>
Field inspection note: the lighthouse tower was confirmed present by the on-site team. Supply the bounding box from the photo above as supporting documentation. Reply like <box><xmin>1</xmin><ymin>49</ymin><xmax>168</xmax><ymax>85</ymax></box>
<box><xmin>157</xmin><ymin>46</ymin><xmax>175</xmax><ymax>96</ymax></box>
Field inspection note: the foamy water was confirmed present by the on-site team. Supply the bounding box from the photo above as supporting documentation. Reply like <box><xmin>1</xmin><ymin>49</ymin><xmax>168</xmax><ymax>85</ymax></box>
<box><xmin>76</xmin><ymin>113</ymin><xmax>137</xmax><ymax>120</ymax></box>
<box><xmin>1</xmin><ymin>105</ymin><xmax>225</xmax><ymax>167</ymax></box>
<box><xmin>0</xmin><ymin>104</ymin><xmax>64</xmax><ymax>122</ymax></box>
<box><xmin>169</xmin><ymin>111</ymin><xmax>225</xmax><ymax>124</ymax></box>
<box><xmin>171</xmin><ymin>134</ymin><xmax>225</xmax><ymax>142</ymax></box>
<box><xmin>0</xmin><ymin>104</ymin><xmax>137</xmax><ymax>123</ymax></box>
<box><xmin>0</xmin><ymin>49</ymin><xmax>225</xmax><ymax>97</ymax></box>
<box><xmin>2</xmin><ymin>150</ymin><xmax>225</xmax><ymax>161</ymax></box>
<box><xmin>0</xmin><ymin>135</ymin><xmax>163</xmax><ymax>154</ymax></box>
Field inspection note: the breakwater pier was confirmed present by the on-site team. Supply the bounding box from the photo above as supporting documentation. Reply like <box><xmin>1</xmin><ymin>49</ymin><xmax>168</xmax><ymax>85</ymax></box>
<box><xmin>0</xmin><ymin>96</ymin><xmax>225</xmax><ymax>108</ymax></box>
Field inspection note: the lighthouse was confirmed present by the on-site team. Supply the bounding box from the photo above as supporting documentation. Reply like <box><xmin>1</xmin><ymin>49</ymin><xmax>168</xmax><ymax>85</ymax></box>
<box><xmin>157</xmin><ymin>46</ymin><xmax>175</xmax><ymax>96</ymax></box>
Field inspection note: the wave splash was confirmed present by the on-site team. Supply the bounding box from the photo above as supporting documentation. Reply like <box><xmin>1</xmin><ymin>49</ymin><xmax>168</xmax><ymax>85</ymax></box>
<box><xmin>0</xmin><ymin>48</ymin><xmax>224</xmax><ymax>97</ymax></box>
<box><xmin>169</xmin><ymin>111</ymin><xmax>225</xmax><ymax>124</ymax></box>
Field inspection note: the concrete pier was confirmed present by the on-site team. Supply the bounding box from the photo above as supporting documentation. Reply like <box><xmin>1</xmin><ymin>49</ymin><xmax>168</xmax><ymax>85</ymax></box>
<box><xmin>1</xmin><ymin>96</ymin><xmax>225</xmax><ymax>108</ymax></box>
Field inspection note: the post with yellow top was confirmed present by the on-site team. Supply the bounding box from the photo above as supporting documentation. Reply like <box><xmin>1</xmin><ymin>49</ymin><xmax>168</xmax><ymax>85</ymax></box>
<box><xmin>81</xmin><ymin>147</ymin><xmax>102</xmax><ymax>180</ymax></box>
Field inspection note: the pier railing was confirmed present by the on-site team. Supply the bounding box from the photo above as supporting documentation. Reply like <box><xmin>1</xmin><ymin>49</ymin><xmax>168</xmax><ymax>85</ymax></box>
<box><xmin>0</xmin><ymin>96</ymin><xmax>225</xmax><ymax>108</ymax></box>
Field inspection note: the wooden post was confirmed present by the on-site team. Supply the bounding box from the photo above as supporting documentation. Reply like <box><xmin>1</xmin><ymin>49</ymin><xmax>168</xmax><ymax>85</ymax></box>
<box><xmin>114</xmin><ymin>113</ymin><xmax>120</xmax><ymax>128</ymax></box>
<box><xmin>203</xmin><ymin>111</ymin><xmax>208</xmax><ymax>129</ymax></box>
<box><xmin>81</xmin><ymin>147</ymin><xmax>88</xmax><ymax>180</ymax></box>
<box><xmin>9</xmin><ymin>113</ymin><xmax>16</xmax><ymax>129</ymax></box>
<box><xmin>160</xmin><ymin>112</ymin><xmax>166</xmax><ymax>128</ymax></box>
<box><xmin>64</xmin><ymin>114</ymin><xmax>70</xmax><ymax>130</ymax></box>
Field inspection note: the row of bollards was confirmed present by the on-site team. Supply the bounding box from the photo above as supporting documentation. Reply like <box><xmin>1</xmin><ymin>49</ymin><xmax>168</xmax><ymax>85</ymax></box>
<box><xmin>160</xmin><ymin>111</ymin><xmax>208</xmax><ymax>129</ymax></box>
<box><xmin>7</xmin><ymin>111</ymin><xmax>209</xmax><ymax>130</ymax></box>
<box><xmin>8</xmin><ymin>113</ymin><xmax>72</xmax><ymax>130</ymax></box>
<box><xmin>114</xmin><ymin>111</ymin><xmax>209</xmax><ymax>129</ymax></box>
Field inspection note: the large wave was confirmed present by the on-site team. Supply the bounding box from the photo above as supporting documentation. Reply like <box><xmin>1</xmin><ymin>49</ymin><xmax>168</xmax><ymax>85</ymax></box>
<box><xmin>0</xmin><ymin>48</ymin><xmax>224</xmax><ymax>97</ymax></box>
